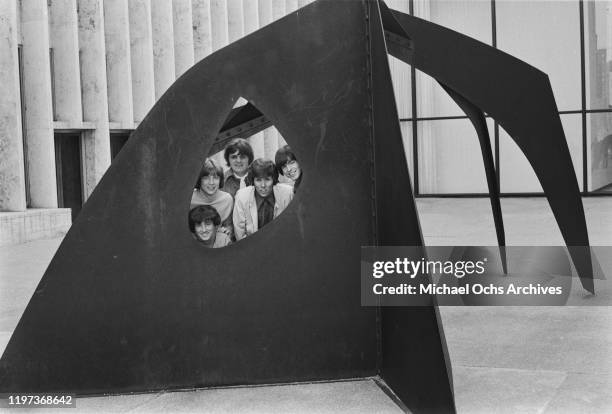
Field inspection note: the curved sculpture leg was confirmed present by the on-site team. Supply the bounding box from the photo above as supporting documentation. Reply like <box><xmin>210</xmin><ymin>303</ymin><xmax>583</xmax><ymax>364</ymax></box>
<box><xmin>384</xmin><ymin>5</ymin><xmax>593</xmax><ymax>292</ymax></box>
<box><xmin>440</xmin><ymin>82</ymin><xmax>507</xmax><ymax>274</ymax></box>
<box><xmin>369</xmin><ymin>2</ymin><xmax>456</xmax><ymax>412</ymax></box>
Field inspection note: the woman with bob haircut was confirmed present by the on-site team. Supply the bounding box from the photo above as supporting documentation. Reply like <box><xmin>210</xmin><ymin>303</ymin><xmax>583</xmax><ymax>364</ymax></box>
<box><xmin>191</xmin><ymin>158</ymin><xmax>234</xmax><ymax>236</ymax></box>
<box><xmin>275</xmin><ymin>145</ymin><xmax>302</xmax><ymax>192</ymax></box>
<box><xmin>188</xmin><ymin>205</ymin><xmax>231</xmax><ymax>248</ymax></box>
<box><xmin>232</xmin><ymin>158</ymin><xmax>294</xmax><ymax>240</ymax></box>
<box><xmin>222</xmin><ymin>138</ymin><xmax>254</xmax><ymax>198</ymax></box>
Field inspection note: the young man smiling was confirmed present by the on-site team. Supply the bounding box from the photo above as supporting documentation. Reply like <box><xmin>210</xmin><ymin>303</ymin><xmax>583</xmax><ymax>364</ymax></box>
<box><xmin>275</xmin><ymin>145</ymin><xmax>303</xmax><ymax>192</ymax></box>
<box><xmin>188</xmin><ymin>205</ymin><xmax>231</xmax><ymax>248</ymax></box>
<box><xmin>222</xmin><ymin>138</ymin><xmax>254</xmax><ymax>198</ymax></box>
<box><xmin>232</xmin><ymin>158</ymin><xmax>294</xmax><ymax>240</ymax></box>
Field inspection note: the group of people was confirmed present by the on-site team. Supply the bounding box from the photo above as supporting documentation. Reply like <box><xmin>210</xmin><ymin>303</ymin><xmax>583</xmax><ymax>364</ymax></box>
<box><xmin>188</xmin><ymin>138</ymin><xmax>302</xmax><ymax>247</ymax></box>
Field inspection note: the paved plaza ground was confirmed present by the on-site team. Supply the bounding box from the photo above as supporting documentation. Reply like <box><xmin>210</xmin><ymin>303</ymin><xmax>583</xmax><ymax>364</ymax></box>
<box><xmin>1</xmin><ymin>198</ymin><xmax>611</xmax><ymax>413</ymax></box>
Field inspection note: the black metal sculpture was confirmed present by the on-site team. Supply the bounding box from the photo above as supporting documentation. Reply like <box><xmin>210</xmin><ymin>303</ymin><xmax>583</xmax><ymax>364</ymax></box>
<box><xmin>381</xmin><ymin>4</ymin><xmax>593</xmax><ymax>292</ymax></box>
<box><xmin>0</xmin><ymin>1</ymin><xmax>592</xmax><ymax>413</ymax></box>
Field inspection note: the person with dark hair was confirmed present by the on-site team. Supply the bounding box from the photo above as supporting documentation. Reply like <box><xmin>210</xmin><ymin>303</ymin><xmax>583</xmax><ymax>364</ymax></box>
<box><xmin>222</xmin><ymin>138</ymin><xmax>254</xmax><ymax>198</ymax></box>
<box><xmin>232</xmin><ymin>158</ymin><xmax>294</xmax><ymax>240</ymax></box>
<box><xmin>188</xmin><ymin>205</ymin><xmax>231</xmax><ymax>248</ymax></box>
<box><xmin>275</xmin><ymin>145</ymin><xmax>302</xmax><ymax>192</ymax></box>
<box><xmin>191</xmin><ymin>158</ymin><xmax>234</xmax><ymax>236</ymax></box>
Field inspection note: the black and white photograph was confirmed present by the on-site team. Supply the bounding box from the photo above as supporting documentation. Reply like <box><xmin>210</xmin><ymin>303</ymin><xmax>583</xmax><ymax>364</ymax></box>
<box><xmin>0</xmin><ymin>0</ymin><xmax>611</xmax><ymax>413</ymax></box>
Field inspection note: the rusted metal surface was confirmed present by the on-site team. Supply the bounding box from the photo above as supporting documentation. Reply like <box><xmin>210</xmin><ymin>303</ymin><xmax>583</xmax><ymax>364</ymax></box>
<box><xmin>0</xmin><ymin>0</ymin><xmax>383</xmax><ymax>396</ymax></box>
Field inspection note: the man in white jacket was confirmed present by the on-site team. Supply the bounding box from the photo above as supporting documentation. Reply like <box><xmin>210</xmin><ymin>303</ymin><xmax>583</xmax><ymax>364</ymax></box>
<box><xmin>233</xmin><ymin>158</ymin><xmax>294</xmax><ymax>240</ymax></box>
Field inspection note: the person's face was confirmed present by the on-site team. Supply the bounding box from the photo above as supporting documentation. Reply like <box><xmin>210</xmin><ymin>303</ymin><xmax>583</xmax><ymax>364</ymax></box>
<box><xmin>200</xmin><ymin>174</ymin><xmax>220</xmax><ymax>196</ymax></box>
<box><xmin>282</xmin><ymin>159</ymin><xmax>301</xmax><ymax>181</ymax></box>
<box><xmin>229</xmin><ymin>151</ymin><xmax>249</xmax><ymax>176</ymax></box>
<box><xmin>254</xmin><ymin>176</ymin><xmax>274</xmax><ymax>198</ymax></box>
<box><xmin>195</xmin><ymin>219</ymin><xmax>215</xmax><ymax>241</ymax></box>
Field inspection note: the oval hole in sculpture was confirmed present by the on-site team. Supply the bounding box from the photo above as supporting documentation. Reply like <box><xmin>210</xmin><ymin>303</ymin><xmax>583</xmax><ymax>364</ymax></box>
<box><xmin>187</xmin><ymin>98</ymin><xmax>301</xmax><ymax>248</ymax></box>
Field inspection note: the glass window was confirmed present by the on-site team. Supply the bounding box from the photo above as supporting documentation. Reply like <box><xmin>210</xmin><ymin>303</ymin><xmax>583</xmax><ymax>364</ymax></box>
<box><xmin>385</xmin><ymin>0</ymin><xmax>410</xmax><ymax>15</ymax></box>
<box><xmin>500</xmin><ymin>114</ymin><xmax>583</xmax><ymax>193</ymax></box>
<box><xmin>417</xmin><ymin>118</ymin><xmax>495</xmax><ymax>194</ymax></box>
<box><xmin>588</xmin><ymin>111</ymin><xmax>612</xmax><ymax>191</ymax></box>
<box><xmin>387</xmin><ymin>0</ymin><xmax>412</xmax><ymax>119</ymax></box>
<box><xmin>414</xmin><ymin>0</ymin><xmax>492</xmax><ymax>44</ymax></box>
<box><xmin>584</xmin><ymin>1</ymin><xmax>612</xmax><ymax>110</ymax></box>
<box><xmin>414</xmin><ymin>0</ymin><xmax>492</xmax><ymax>118</ymax></box>
<box><xmin>496</xmin><ymin>1</ymin><xmax>581</xmax><ymax>112</ymax></box>
<box><xmin>389</xmin><ymin>55</ymin><xmax>412</xmax><ymax>119</ymax></box>
<box><xmin>399</xmin><ymin>120</ymin><xmax>414</xmax><ymax>187</ymax></box>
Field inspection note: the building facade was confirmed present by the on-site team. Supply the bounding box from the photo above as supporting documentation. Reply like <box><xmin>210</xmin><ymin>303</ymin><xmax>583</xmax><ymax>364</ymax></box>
<box><xmin>0</xmin><ymin>0</ymin><xmax>611</xmax><ymax>244</ymax></box>
<box><xmin>393</xmin><ymin>0</ymin><xmax>612</xmax><ymax>196</ymax></box>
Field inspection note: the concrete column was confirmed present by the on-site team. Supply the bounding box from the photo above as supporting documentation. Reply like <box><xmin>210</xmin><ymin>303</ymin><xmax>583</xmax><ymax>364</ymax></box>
<box><xmin>129</xmin><ymin>0</ymin><xmax>156</xmax><ymax>122</ymax></box>
<box><xmin>172</xmin><ymin>0</ymin><xmax>194</xmax><ymax>76</ymax></box>
<box><xmin>249</xmin><ymin>133</ymin><xmax>265</xmax><ymax>159</ymax></box>
<box><xmin>298</xmin><ymin>0</ymin><xmax>313</xmax><ymax>8</ymax></box>
<box><xmin>606</xmin><ymin>7</ymin><xmax>612</xmax><ymax>108</ymax></box>
<box><xmin>78</xmin><ymin>0</ymin><xmax>112</xmax><ymax>198</ymax></box>
<box><xmin>151</xmin><ymin>0</ymin><xmax>176</xmax><ymax>100</ymax></box>
<box><xmin>210</xmin><ymin>0</ymin><xmax>228</xmax><ymax>51</ymax></box>
<box><xmin>192</xmin><ymin>0</ymin><xmax>212</xmax><ymax>61</ymax></box>
<box><xmin>271</xmin><ymin>0</ymin><xmax>285</xmax><ymax>20</ymax></box>
<box><xmin>258</xmin><ymin>1</ymin><xmax>284</xmax><ymax>158</ymax></box>
<box><xmin>243</xmin><ymin>0</ymin><xmax>259</xmax><ymax>34</ymax></box>
<box><xmin>15</xmin><ymin>0</ymin><xmax>21</xmax><ymax>41</ymax></box>
<box><xmin>286</xmin><ymin>0</ymin><xmax>298</xmax><ymax>14</ymax></box>
<box><xmin>413</xmin><ymin>0</ymin><xmax>435</xmax><ymax>192</ymax></box>
<box><xmin>226</xmin><ymin>2</ymin><xmax>246</xmax><ymax>113</ymax></box>
<box><xmin>242</xmin><ymin>0</ymin><xmax>264</xmax><ymax>158</ymax></box>
<box><xmin>20</xmin><ymin>0</ymin><xmax>57</xmax><ymax>208</ymax></box>
<box><xmin>0</xmin><ymin>0</ymin><xmax>26</xmax><ymax>211</ymax></box>
<box><xmin>258</xmin><ymin>0</ymin><xmax>272</xmax><ymax>27</ymax></box>
<box><xmin>263</xmin><ymin>128</ymin><xmax>278</xmax><ymax>160</ymax></box>
<box><xmin>104</xmin><ymin>0</ymin><xmax>134</xmax><ymax>124</ymax></box>
<box><xmin>48</xmin><ymin>0</ymin><xmax>83</xmax><ymax>124</ymax></box>
<box><xmin>227</xmin><ymin>0</ymin><xmax>243</xmax><ymax>43</ymax></box>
